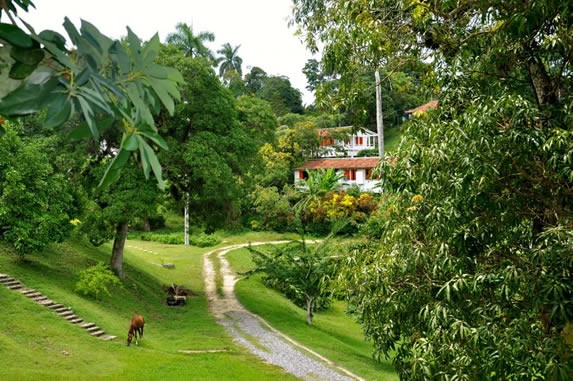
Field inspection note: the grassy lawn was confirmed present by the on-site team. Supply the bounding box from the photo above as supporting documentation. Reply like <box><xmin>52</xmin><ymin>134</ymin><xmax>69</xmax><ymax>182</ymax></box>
<box><xmin>227</xmin><ymin>246</ymin><xmax>398</xmax><ymax>381</ymax></box>
<box><xmin>0</xmin><ymin>237</ymin><xmax>297</xmax><ymax>380</ymax></box>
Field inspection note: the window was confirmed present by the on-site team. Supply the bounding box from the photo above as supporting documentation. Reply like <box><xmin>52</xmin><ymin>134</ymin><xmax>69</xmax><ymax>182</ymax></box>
<box><xmin>344</xmin><ymin>169</ymin><xmax>356</xmax><ymax>181</ymax></box>
<box><xmin>299</xmin><ymin>171</ymin><xmax>309</xmax><ymax>180</ymax></box>
<box><xmin>355</xmin><ymin>136</ymin><xmax>363</xmax><ymax>145</ymax></box>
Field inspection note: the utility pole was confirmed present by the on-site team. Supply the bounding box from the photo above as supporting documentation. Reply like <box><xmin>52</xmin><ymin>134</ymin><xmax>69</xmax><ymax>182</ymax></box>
<box><xmin>375</xmin><ymin>70</ymin><xmax>384</xmax><ymax>158</ymax></box>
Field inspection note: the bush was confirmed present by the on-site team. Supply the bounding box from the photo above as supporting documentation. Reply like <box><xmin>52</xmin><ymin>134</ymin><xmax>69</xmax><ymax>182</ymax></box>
<box><xmin>136</xmin><ymin>232</ymin><xmax>184</xmax><ymax>245</ymax></box>
<box><xmin>75</xmin><ymin>262</ymin><xmax>121</xmax><ymax>299</ymax></box>
<box><xmin>189</xmin><ymin>233</ymin><xmax>221</xmax><ymax>247</ymax></box>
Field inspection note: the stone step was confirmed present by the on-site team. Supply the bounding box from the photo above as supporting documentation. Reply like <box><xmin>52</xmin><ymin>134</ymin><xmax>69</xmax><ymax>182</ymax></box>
<box><xmin>64</xmin><ymin>314</ymin><xmax>79</xmax><ymax>321</ymax></box>
<box><xmin>3</xmin><ymin>280</ymin><xmax>21</xmax><ymax>286</ymax></box>
<box><xmin>58</xmin><ymin>310</ymin><xmax>75</xmax><ymax>317</ymax></box>
<box><xmin>20</xmin><ymin>288</ymin><xmax>36</xmax><ymax>295</ymax></box>
<box><xmin>32</xmin><ymin>295</ymin><xmax>48</xmax><ymax>302</ymax></box>
<box><xmin>90</xmin><ymin>330</ymin><xmax>106</xmax><ymax>337</ymax></box>
<box><xmin>0</xmin><ymin>273</ymin><xmax>8</xmax><ymax>280</ymax></box>
<box><xmin>54</xmin><ymin>306</ymin><xmax>70</xmax><ymax>313</ymax></box>
<box><xmin>69</xmin><ymin>318</ymin><xmax>83</xmax><ymax>324</ymax></box>
<box><xmin>80</xmin><ymin>322</ymin><xmax>96</xmax><ymax>329</ymax></box>
<box><xmin>86</xmin><ymin>326</ymin><xmax>101</xmax><ymax>333</ymax></box>
<box><xmin>8</xmin><ymin>284</ymin><xmax>23</xmax><ymax>290</ymax></box>
<box><xmin>100</xmin><ymin>335</ymin><xmax>117</xmax><ymax>341</ymax></box>
<box><xmin>49</xmin><ymin>303</ymin><xmax>65</xmax><ymax>310</ymax></box>
<box><xmin>0</xmin><ymin>277</ymin><xmax>15</xmax><ymax>284</ymax></box>
<box><xmin>26</xmin><ymin>292</ymin><xmax>43</xmax><ymax>298</ymax></box>
<box><xmin>38</xmin><ymin>299</ymin><xmax>55</xmax><ymax>306</ymax></box>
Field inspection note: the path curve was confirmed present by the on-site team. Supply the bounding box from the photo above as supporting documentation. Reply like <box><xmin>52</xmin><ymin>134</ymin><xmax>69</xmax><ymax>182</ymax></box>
<box><xmin>203</xmin><ymin>242</ymin><xmax>364</xmax><ymax>381</ymax></box>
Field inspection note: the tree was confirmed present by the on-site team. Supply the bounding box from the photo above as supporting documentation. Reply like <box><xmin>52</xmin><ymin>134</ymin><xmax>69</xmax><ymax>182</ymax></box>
<box><xmin>156</xmin><ymin>48</ymin><xmax>259</xmax><ymax>232</ymax></box>
<box><xmin>81</xmin><ymin>161</ymin><xmax>162</xmax><ymax>278</ymax></box>
<box><xmin>293</xmin><ymin>1</ymin><xmax>573</xmax><ymax>379</ymax></box>
<box><xmin>0</xmin><ymin>124</ymin><xmax>80</xmax><ymax>257</ymax></box>
<box><xmin>166</xmin><ymin>22</ymin><xmax>215</xmax><ymax>62</ymax></box>
<box><xmin>295</xmin><ymin>168</ymin><xmax>343</xmax><ymax>212</ymax></box>
<box><xmin>247</xmin><ymin>235</ymin><xmax>342</xmax><ymax>325</ymax></box>
<box><xmin>217</xmin><ymin>42</ymin><xmax>243</xmax><ymax>79</ymax></box>
<box><xmin>0</xmin><ymin>0</ymin><xmax>183</xmax><ymax>189</ymax></box>
<box><xmin>258</xmin><ymin>75</ymin><xmax>304</xmax><ymax>116</ymax></box>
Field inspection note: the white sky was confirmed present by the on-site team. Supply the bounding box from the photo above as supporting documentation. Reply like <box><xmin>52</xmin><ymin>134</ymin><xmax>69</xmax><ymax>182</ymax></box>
<box><xmin>22</xmin><ymin>0</ymin><xmax>315</xmax><ymax>105</ymax></box>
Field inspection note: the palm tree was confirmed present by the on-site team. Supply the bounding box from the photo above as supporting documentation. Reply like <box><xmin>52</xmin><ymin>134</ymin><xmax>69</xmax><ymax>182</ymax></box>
<box><xmin>217</xmin><ymin>43</ymin><xmax>243</xmax><ymax>79</ymax></box>
<box><xmin>166</xmin><ymin>22</ymin><xmax>215</xmax><ymax>62</ymax></box>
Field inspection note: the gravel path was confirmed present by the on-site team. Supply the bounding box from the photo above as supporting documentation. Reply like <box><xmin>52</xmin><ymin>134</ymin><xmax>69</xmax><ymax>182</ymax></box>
<box><xmin>203</xmin><ymin>242</ymin><xmax>362</xmax><ymax>381</ymax></box>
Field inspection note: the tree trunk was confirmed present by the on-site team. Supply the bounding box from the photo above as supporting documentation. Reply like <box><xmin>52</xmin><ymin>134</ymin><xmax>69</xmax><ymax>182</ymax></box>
<box><xmin>143</xmin><ymin>218</ymin><xmax>151</xmax><ymax>232</ymax></box>
<box><xmin>110</xmin><ymin>221</ymin><xmax>129</xmax><ymax>279</ymax></box>
<box><xmin>375</xmin><ymin>70</ymin><xmax>385</xmax><ymax>158</ymax></box>
<box><xmin>184</xmin><ymin>192</ymin><xmax>190</xmax><ymax>246</ymax></box>
<box><xmin>527</xmin><ymin>57</ymin><xmax>558</xmax><ymax>108</ymax></box>
<box><xmin>306</xmin><ymin>296</ymin><xmax>314</xmax><ymax>325</ymax></box>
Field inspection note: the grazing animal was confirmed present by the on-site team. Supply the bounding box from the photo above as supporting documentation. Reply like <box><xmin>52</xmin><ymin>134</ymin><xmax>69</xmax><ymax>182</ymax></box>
<box><xmin>127</xmin><ymin>314</ymin><xmax>145</xmax><ymax>346</ymax></box>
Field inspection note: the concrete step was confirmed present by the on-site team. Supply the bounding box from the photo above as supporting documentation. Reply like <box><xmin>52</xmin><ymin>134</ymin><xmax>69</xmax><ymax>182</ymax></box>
<box><xmin>0</xmin><ymin>273</ymin><xmax>8</xmax><ymax>280</ymax></box>
<box><xmin>90</xmin><ymin>330</ymin><xmax>105</xmax><ymax>337</ymax></box>
<box><xmin>86</xmin><ymin>326</ymin><xmax>101</xmax><ymax>333</ymax></box>
<box><xmin>100</xmin><ymin>335</ymin><xmax>117</xmax><ymax>341</ymax></box>
<box><xmin>3</xmin><ymin>281</ymin><xmax>21</xmax><ymax>287</ymax></box>
<box><xmin>80</xmin><ymin>322</ymin><xmax>96</xmax><ymax>329</ymax></box>
<box><xmin>32</xmin><ymin>295</ymin><xmax>48</xmax><ymax>302</ymax></box>
<box><xmin>20</xmin><ymin>289</ymin><xmax>36</xmax><ymax>295</ymax></box>
<box><xmin>58</xmin><ymin>310</ymin><xmax>75</xmax><ymax>317</ymax></box>
<box><xmin>48</xmin><ymin>303</ymin><xmax>65</xmax><ymax>310</ymax></box>
<box><xmin>64</xmin><ymin>314</ymin><xmax>79</xmax><ymax>321</ymax></box>
<box><xmin>7</xmin><ymin>284</ymin><xmax>23</xmax><ymax>290</ymax></box>
<box><xmin>0</xmin><ymin>277</ymin><xmax>15</xmax><ymax>284</ymax></box>
<box><xmin>69</xmin><ymin>318</ymin><xmax>83</xmax><ymax>324</ymax></box>
<box><xmin>54</xmin><ymin>307</ymin><xmax>70</xmax><ymax>313</ymax></box>
<box><xmin>38</xmin><ymin>299</ymin><xmax>55</xmax><ymax>306</ymax></box>
<box><xmin>26</xmin><ymin>292</ymin><xmax>43</xmax><ymax>298</ymax></box>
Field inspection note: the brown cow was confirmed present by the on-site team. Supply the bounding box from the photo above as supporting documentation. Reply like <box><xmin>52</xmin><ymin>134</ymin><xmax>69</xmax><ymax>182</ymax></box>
<box><xmin>127</xmin><ymin>314</ymin><xmax>145</xmax><ymax>346</ymax></box>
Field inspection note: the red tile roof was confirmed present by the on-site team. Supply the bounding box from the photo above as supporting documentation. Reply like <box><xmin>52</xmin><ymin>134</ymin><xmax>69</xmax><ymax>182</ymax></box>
<box><xmin>405</xmin><ymin>100</ymin><xmax>438</xmax><ymax>115</ymax></box>
<box><xmin>295</xmin><ymin>157</ymin><xmax>381</xmax><ymax>170</ymax></box>
<box><xmin>316</xmin><ymin>126</ymin><xmax>353</xmax><ymax>137</ymax></box>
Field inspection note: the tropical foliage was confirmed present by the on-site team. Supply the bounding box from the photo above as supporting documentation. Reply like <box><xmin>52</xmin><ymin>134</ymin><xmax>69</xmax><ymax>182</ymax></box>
<box><xmin>0</xmin><ymin>0</ymin><xmax>184</xmax><ymax>188</ymax></box>
<box><xmin>292</xmin><ymin>0</ymin><xmax>573</xmax><ymax>378</ymax></box>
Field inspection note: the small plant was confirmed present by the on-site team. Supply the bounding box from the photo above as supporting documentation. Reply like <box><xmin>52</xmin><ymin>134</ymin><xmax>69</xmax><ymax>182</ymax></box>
<box><xmin>75</xmin><ymin>262</ymin><xmax>121</xmax><ymax>299</ymax></box>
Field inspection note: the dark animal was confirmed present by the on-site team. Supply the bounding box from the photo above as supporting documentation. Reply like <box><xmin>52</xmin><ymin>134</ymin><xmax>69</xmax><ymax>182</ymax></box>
<box><xmin>127</xmin><ymin>314</ymin><xmax>145</xmax><ymax>346</ymax></box>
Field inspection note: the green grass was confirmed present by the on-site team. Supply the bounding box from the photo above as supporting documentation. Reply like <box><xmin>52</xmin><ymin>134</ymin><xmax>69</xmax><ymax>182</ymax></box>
<box><xmin>0</xmin><ymin>237</ymin><xmax>298</xmax><ymax>380</ymax></box>
<box><xmin>227</xmin><ymin>247</ymin><xmax>398</xmax><ymax>381</ymax></box>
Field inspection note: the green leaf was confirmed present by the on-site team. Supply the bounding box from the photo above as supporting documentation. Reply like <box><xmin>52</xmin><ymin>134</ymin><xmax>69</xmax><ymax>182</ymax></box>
<box><xmin>126</xmin><ymin>27</ymin><xmax>143</xmax><ymax>70</ymax></box>
<box><xmin>44</xmin><ymin>92</ymin><xmax>72</xmax><ymax>128</ymax></box>
<box><xmin>122</xmin><ymin>133</ymin><xmax>139</xmax><ymax>151</ymax></box>
<box><xmin>145</xmin><ymin>77</ymin><xmax>175</xmax><ymax>115</ymax></box>
<box><xmin>143</xmin><ymin>63</ymin><xmax>168</xmax><ymax>79</ymax></box>
<box><xmin>9</xmin><ymin>46</ymin><xmax>44</xmax><ymax>66</ymax></box>
<box><xmin>62</xmin><ymin>17</ymin><xmax>82</xmax><ymax>46</ymax></box>
<box><xmin>9</xmin><ymin>61</ymin><xmax>37</xmax><ymax>79</ymax></box>
<box><xmin>138</xmin><ymin>125</ymin><xmax>168</xmax><ymax>150</ymax></box>
<box><xmin>109</xmin><ymin>41</ymin><xmax>131</xmax><ymax>75</ymax></box>
<box><xmin>98</xmin><ymin>148</ymin><xmax>131</xmax><ymax>188</ymax></box>
<box><xmin>38</xmin><ymin>30</ymin><xmax>67</xmax><ymax>51</ymax></box>
<box><xmin>80</xmin><ymin>19</ymin><xmax>113</xmax><ymax>54</ymax></box>
<box><xmin>75</xmin><ymin>95</ymin><xmax>97</xmax><ymax>139</ymax></box>
<box><xmin>0</xmin><ymin>70</ymin><xmax>59</xmax><ymax>115</ymax></box>
<box><xmin>142</xmin><ymin>33</ymin><xmax>160</xmax><ymax>65</ymax></box>
<box><xmin>139</xmin><ymin>140</ymin><xmax>165</xmax><ymax>190</ymax></box>
<box><xmin>0</xmin><ymin>23</ymin><xmax>34</xmax><ymax>48</ymax></box>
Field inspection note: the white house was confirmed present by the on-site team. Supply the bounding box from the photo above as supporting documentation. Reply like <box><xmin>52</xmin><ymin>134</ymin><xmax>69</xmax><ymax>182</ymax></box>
<box><xmin>317</xmin><ymin>126</ymin><xmax>378</xmax><ymax>158</ymax></box>
<box><xmin>294</xmin><ymin>157</ymin><xmax>382</xmax><ymax>193</ymax></box>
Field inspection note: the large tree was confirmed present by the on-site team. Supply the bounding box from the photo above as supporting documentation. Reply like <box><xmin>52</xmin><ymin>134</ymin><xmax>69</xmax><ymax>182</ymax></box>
<box><xmin>157</xmin><ymin>48</ymin><xmax>259</xmax><ymax>232</ymax></box>
<box><xmin>293</xmin><ymin>1</ymin><xmax>573</xmax><ymax>379</ymax></box>
<box><xmin>166</xmin><ymin>22</ymin><xmax>216</xmax><ymax>62</ymax></box>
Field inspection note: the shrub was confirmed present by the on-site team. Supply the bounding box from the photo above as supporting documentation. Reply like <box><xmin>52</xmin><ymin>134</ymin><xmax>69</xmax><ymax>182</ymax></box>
<box><xmin>75</xmin><ymin>262</ymin><xmax>121</xmax><ymax>299</ymax></box>
<box><xmin>189</xmin><ymin>233</ymin><xmax>221</xmax><ymax>247</ymax></box>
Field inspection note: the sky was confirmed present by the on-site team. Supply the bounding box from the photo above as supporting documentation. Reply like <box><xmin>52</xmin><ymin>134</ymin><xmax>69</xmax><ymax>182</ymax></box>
<box><xmin>22</xmin><ymin>0</ymin><xmax>316</xmax><ymax>105</ymax></box>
